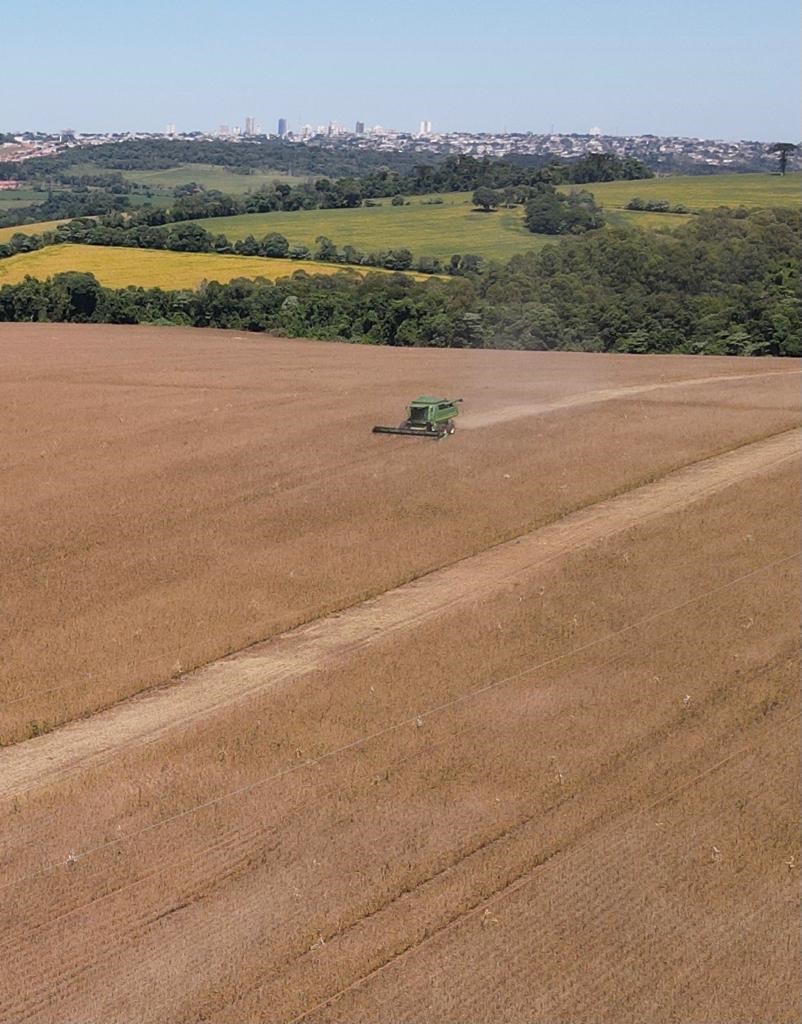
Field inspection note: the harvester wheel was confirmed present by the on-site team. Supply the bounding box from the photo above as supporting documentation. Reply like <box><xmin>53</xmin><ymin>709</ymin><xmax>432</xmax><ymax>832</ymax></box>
<box><xmin>446</xmin><ymin>421</ymin><xmax>456</xmax><ymax>434</ymax></box>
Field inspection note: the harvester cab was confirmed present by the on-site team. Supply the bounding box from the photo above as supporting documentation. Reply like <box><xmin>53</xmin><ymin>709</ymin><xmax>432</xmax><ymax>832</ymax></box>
<box><xmin>373</xmin><ymin>396</ymin><xmax>463</xmax><ymax>439</ymax></box>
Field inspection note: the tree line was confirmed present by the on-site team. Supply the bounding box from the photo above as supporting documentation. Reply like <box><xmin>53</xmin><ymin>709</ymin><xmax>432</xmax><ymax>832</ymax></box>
<box><xmin>0</xmin><ymin>179</ymin><xmax>607</xmax><ymax>272</ymax></box>
<box><xmin>0</xmin><ymin>217</ymin><xmax>483</xmax><ymax>276</ymax></box>
<box><xmin>0</xmin><ymin>138</ymin><xmax>437</xmax><ymax>183</ymax></box>
<box><xmin>2</xmin><ymin>207</ymin><xmax>797</xmax><ymax>357</ymax></box>
<box><xmin>0</xmin><ymin>151</ymin><xmax>651</xmax><ymax>230</ymax></box>
<box><xmin>0</xmin><ymin>138</ymin><xmax>652</xmax><ymax>185</ymax></box>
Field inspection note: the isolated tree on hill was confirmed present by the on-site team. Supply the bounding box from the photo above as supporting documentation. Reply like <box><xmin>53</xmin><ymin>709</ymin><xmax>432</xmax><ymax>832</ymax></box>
<box><xmin>472</xmin><ymin>187</ymin><xmax>500</xmax><ymax>212</ymax></box>
<box><xmin>769</xmin><ymin>143</ymin><xmax>798</xmax><ymax>175</ymax></box>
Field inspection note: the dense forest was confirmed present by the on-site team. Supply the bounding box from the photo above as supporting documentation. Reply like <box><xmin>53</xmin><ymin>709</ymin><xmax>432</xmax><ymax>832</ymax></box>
<box><xmin>2</xmin><ymin>208</ymin><xmax>798</xmax><ymax>356</ymax></box>
<box><xmin>0</xmin><ymin>138</ymin><xmax>436</xmax><ymax>181</ymax></box>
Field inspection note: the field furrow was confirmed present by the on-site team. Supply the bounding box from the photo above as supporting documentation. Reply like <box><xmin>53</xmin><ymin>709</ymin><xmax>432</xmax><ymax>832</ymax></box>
<box><xmin>1</xmin><ymin>427</ymin><xmax>797</xmax><ymax>802</ymax></box>
<box><xmin>2</xmin><ymin>326</ymin><xmax>798</xmax><ymax>1023</ymax></box>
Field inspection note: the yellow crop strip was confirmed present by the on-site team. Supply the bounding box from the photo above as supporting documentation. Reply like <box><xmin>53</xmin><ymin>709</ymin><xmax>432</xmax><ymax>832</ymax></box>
<box><xmin>0</xmin><ymin>220</ymin><xmax>68</xmax><ymax>243</ymax></box>
<box><xmin>0</xmin><ymin>244</ymin><xmax>433</xmax><ymax>289</ymax></box>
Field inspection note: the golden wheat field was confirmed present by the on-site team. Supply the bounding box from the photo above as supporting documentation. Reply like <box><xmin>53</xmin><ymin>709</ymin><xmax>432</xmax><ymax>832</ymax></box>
<box><xmin>0</xmin><ymin>243</ymin><xmax>432</xmax><ymax>289</ymax></box>
<box><xmin>1</xmin><ymin>322</ymin><xmax>799</xmax><ymax>1023</ymax></box>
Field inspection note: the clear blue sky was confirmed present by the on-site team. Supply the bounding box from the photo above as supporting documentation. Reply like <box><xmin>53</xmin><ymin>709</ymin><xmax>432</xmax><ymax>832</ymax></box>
<box><xmin>3</xmin><ymin>0</ymin><xmax>799</xmax><ymax>140</ymax></box>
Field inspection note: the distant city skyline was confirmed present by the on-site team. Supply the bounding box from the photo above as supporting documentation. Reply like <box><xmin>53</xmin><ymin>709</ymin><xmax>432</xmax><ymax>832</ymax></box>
<box><xmin>2</xmin><ymin>0</ymin><xmax>799</xmax><ymax>141</ymax></box>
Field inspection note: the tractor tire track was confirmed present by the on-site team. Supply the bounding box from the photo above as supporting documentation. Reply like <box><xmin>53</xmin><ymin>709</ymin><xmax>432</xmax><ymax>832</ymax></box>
<box><xmin>459</xmin><ymin>369</ymin><xmax>801</xmax><ymax>429</ymax></box>
<box><xmin>0</xmin><ymin>426</ymin><xmax>798</xmax><ymax>801</ymax></box>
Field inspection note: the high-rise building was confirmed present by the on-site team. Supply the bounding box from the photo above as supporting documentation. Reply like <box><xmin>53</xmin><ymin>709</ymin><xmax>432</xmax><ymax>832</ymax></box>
<box><xmin>418</xmin><ymin>119</ymin><xmax>432</xmax><ymax>136</ymax></box>
<box><xmin>277</xmin><ymin>117</ymin><xmax>288</xmax><ymax>138</ymax></box>
<box><xmin>244</xmin><ymin>116</ymin><xmax>256</xmax><ymax>136</ymax></box>
<box><xmin>355</xmin><ymin>121</ymin><xmax>365</xmax><ymax>135</ymax></box>
<box><xmin>165</xmin><ymin>123</ymin><xmax>176</xmax><ymax>137</ymax></box>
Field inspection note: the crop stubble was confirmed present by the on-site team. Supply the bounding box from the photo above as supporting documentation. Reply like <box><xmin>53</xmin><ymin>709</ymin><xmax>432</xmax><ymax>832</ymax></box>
<box><xmin>1</xmin><ymin>466</ymin><xmax>798</xmax><ymax>1023</ymax></box>
<box><xmin>0</xmin><ymin>323</ymin><xmax>799</xmax><ymax>1023</ymax></box>
<box><xmin>2</xmin><ymin>324</ymin><xmax>799</xmax><ymax>744</ymax></box>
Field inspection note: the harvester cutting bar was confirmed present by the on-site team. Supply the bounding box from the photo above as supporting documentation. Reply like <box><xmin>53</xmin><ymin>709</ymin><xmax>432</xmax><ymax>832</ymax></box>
<box><xmin>372</xmin><ymin>425</ymin><xmax>446</xmax><ymax>438</ymax></box>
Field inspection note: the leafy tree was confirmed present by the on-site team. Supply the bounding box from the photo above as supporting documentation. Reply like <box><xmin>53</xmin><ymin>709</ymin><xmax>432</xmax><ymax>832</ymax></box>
<box><xmin>260</xmin><ymin>232</ymin><xmax>289</xmax><ymax>257</ymax></box>
<box><xmin>523</xmin><ymin>191</ymin><xmax>566</xmax><ymax>234</ymax></box>
<box><xmin>524</xmin><ymin>188</ymin><xmax>604</xmax><ymax>235</ymax></box>
<box><xmin>472</xmin><ymin>187</ymin><xmax>500</xmax><ymax>212</ymax></box>
<box><xmin>234</xmin><ymin>235</ymin><xmax>260</xmax><ymax>256</ymax></box>
<box><xmin>50</xmin><ymin>272</ymin><xmax>102</xmax><ymax>321</ymax></box>
<box><xmin>166</xmin><ymin>223</ymin><xmax>213</xmax><ymax>252</ymax></box>
<box><xmin>314</xmin><ymin>236</ymin><xmax>340</xmax><ymax>262</ymax></box>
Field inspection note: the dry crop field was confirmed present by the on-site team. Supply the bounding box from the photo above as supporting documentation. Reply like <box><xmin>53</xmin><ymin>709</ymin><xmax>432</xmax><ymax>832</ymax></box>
<box><xmin>0</xmin><ymin>323</ymin><xmax>799</xmax><ymax>1023</ymax></box>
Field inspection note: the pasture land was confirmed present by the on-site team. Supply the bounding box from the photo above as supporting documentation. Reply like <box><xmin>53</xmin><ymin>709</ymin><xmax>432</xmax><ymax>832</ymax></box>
<box><xmin>189</xmin><ymin>191</ymin><xmax>552</xmax><ymax>262</ymax></box>
<box><xmin>0</xmin><ymin>324</ymin><xmax>799</xmax><ymax>1022</ymax></box>
<box><xmin>0</xmin><ymin>186</ymin><xmax>46</xmax><ymax>212</ymax></box>
<box><xmin>3</xmin><ymin>174</ymin><xmax>795</xmax><ymax>277</ymax></box>
<box><xmin>575</xmin><ymin>170</ymin><xmax>802</xmax><ymax>211</ymax></box>
<box><xmin>0</xmin><ymin>243</ymin><xmax>431</xmax><ymax>288</ymax></box>
<box><xmin>188</xmin><ymin>173</ymin><xmax>799</xmax><ymax>261</ymax></box>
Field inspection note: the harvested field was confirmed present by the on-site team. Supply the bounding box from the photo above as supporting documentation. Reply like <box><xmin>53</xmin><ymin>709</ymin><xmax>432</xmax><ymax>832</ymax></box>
<box><xmin>0</xmin><ymin>323</ymin><xmax>799</xmax><ymax>1023</ymax></box>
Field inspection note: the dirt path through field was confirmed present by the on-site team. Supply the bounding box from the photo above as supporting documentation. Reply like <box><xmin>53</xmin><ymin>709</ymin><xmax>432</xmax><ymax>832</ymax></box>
<box><xmin>1</xmin><ymin>427</ymin><xmax>797</xmax><ymax>800</ymax></box>
<box><xmin>460</xmin><ymin>369</ymin><xmax>801</xmax><ymax>428</ymax></box>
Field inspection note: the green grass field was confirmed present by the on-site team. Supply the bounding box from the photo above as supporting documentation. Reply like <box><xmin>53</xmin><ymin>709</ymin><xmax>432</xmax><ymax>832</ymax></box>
<box><xmin>0</xmin><ymin>187</ymin><xmax>46</xmax><ymax>212</ymax></box>
<box><xmin>0</xmin><ymin>244</ymin><xmax>433</xmax><ymax>289</ymax></box>
<box><xmin>605</xmin><ymin>209</ymin><xmax>693</xmax><ymax>230</ymax></box>
<box><xmin>566</xmin><ymin>172</ymin><xmax>802</xmax><ymax>211</ymax></box>
<box><xmin>65</xmin><ymin>162</ymin><xmax>311</xmax><ymax>194</ymax></box>
<box><xmin>3</xmin><ymin>173</ymin><xmax>796</xmax><ymax>285</ymax></box>
<box><xmin>189</xmin><ymin>192</ymin><xmax>553</xmax><ymax>263</ymax></box>
<box><xmin>186</xmin><ymin>173</ymin><xmax>798</xmax><ymax>262</ymax></box>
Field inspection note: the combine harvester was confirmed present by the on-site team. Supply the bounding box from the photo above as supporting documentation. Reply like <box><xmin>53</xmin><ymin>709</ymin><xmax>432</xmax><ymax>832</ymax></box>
<box><xmin>373</xmin><ymin>396</ymin><xmax>463</xmax><ymax>440</ymax></box>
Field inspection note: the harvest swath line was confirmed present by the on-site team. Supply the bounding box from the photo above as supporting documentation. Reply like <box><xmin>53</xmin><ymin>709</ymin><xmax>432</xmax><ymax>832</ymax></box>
<box><xmin>0</xmin><ymin>427</ymin><xmax>797</xmax><ymax>804</ymax></box>
<box><xmin>3</xmin><ymin>496</ymin><xmax>797</xmax><ymax>1020</ymax></box>
<box><xmin>460</xmin><ymin>369</ymin><xmax>802</xmax><ymax>428</ymax></box>
<box><xmin>288</xmin><ymin>712</ymin><xmax>801</xmax><ymax>1024</ymax></box>
<box><xmin>2</xmin><ymin>569</ymin><xmax>772</xmax><ymax>903</ymax></box>
<box><xmin>7</xmin><ymin>651</ymin><xmax>794</xmax><ymax>1024</ymax></box>
<box><xmin>1</xmin><ymin>555</ymin><xmax>795</xmax><ymax>937</ymax></box>
<box><xmin>2</xmin><ymin>368</ymin><xmax>796</xmax><ymax>714</ymax></box>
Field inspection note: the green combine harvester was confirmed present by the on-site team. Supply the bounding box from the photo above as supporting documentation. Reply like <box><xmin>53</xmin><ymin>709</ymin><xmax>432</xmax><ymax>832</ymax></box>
<box><xmin>373</xmin><ymin>396</ymin><xmax>463</xmax><ymax>439</ymax></box>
